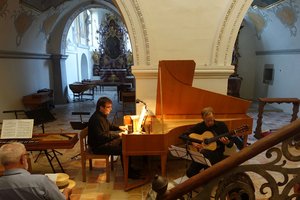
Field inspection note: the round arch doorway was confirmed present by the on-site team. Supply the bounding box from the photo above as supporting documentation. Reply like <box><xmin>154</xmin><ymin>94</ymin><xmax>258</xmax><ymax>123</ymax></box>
<box><xmin>80</xmin><ymin>54</ymin><xmax>89</xmax><ymax>81</ymax></box>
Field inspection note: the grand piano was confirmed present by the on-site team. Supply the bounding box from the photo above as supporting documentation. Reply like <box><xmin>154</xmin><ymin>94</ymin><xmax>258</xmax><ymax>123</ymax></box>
<box><xmin>122</xmin><ymin>60</ymin><xmax>253</xmax><ymax>190</ymax></box>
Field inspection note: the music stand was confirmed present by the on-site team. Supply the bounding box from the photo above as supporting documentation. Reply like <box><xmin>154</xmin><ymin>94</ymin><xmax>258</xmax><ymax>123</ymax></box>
<box><xmin>25</xmin><ymin>108</ymin><xmax>55</xmax><ymax>133</ymax></box>
<box><xmin>169</xmin><ymin>145</ymin><xmax>211</xmax><ymax>166</ymax></box>
<box><xmin>2</xmin><ymin>110</ymin><xmax>25</xmax><ymax>119</ymax></box>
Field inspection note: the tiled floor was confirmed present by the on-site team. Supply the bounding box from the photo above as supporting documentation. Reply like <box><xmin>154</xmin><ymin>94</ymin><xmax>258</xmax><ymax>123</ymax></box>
<box><xmin>3</xmin><ymin>87</ymin><xmax>297</xmax><ymax>199</ymax></box>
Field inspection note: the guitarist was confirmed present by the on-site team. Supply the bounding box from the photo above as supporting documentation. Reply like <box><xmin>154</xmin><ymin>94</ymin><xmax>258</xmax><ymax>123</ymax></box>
<box><xmin>180</xmin><ymin>107</ymin><xmax>235</xmax><ymax>178</ymax></box>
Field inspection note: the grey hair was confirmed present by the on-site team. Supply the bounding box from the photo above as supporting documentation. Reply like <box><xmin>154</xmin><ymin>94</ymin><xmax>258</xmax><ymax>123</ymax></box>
<box><xmin>201</xmin><ymin>107</ymin><xmax>214</xmax><ymax>118</ymax></box>
<box><xmin>0</xmin><ymin>142</ymin><xmax>26</xmax><ymax>166</ymax></box>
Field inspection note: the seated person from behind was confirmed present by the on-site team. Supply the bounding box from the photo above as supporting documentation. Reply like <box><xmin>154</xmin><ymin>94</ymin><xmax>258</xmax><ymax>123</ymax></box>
<box><xmin>88</xmin><ymin>96</ymin><xmax>140</xmax><ymax>179</ymax></box>
<box><xmin>0</xmin><ymin>142</ymin><xmax>71</xmax><ymax>200</ymax></box>
<box><xmin>180</xmin><ymin>107</ymin><xmax>235</xmax><ymax>178</ymax></box>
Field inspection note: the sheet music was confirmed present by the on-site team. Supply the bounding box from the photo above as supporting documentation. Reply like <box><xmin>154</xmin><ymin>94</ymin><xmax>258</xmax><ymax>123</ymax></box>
<box><xmin>137</xmin><ymin>105</ymin><xmax>147</xmax><ymax>131</ymax></box>
<box><xmin>169</xmin><ymin>145</ymin><xmax>211</xmax><ymax>166</ymax></box>
<box><xmin>130</xmin><ymin>105</ymin><xmax>148</xmax><ymax>134</ymax></box>
<box><xmin>1</xmin><ymin>119</ymin><xmax>34</xmax><ymax>139</ymax></box>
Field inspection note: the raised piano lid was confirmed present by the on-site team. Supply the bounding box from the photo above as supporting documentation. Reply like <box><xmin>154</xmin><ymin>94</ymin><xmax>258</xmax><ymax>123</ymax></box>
<box><xmin>156</xmin><ymin>60</ymin><xmax>252</xmax><ymax>117</ymax></box>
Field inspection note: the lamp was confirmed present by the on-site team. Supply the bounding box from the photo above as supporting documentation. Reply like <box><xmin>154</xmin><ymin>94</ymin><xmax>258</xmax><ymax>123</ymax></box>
<box><xmin>136</xmin><ymin>98</ymin><xmax>148</xmax><ymax>111</ymax></box>
<box><xmin>135</xmin><ymin>99</ymin><xmax>149</xmax><ymax>133</ymax></box>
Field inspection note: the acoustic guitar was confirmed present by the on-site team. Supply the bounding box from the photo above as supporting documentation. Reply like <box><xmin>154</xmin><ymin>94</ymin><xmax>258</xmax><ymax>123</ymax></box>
<box><xmin>188</xmin><ymin>125</ymin><xmax>249</xmax><ymax>151</ymax></box>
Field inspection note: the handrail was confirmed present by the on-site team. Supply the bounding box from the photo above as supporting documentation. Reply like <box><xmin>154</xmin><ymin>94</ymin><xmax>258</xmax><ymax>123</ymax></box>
<box><xmin>158</xmin><ymin>119</ymin><xmax>300</xmax><ymax>200</ymax></box>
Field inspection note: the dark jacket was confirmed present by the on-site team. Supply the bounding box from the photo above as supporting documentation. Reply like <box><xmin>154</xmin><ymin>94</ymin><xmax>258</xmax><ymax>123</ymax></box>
<box><xmin>88</xmin><ymin>110</ymin><xmax>120</xmax><ymax>149</ymax></box>
<box><xmin>180</xmin><ymin>120</ymin><xmax>233</xmax><ymax>164</ymax></box>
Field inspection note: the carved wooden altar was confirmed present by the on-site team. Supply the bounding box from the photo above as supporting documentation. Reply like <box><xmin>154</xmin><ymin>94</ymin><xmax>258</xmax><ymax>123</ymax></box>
<box><xmin>93</xmin><ymin>13</ymin><xmax>133</xmax><ymax>86</ymax></box>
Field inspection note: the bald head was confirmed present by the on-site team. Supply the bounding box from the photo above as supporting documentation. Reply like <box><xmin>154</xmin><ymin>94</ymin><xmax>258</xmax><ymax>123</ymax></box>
<box><xmin>0</xmin><ymin>142</ymin><xmax>28</xmax><ymax>170</ymax></box>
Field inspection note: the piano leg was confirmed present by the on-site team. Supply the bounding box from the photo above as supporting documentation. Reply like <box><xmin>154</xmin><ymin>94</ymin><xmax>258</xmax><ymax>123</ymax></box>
<box><xmin>123</xmin><ymin>154</ymin><xmax>129</xmax><ymax>189</ymax></box>
<box><xmin>123</xmin><ymin>154</ymin><xmax>159</xmax><ymax>191</ymax></box>
<box><xmin>161</xmin><ymin>153</ymin><xmax>167</xmax><ymax>177</ymax></box>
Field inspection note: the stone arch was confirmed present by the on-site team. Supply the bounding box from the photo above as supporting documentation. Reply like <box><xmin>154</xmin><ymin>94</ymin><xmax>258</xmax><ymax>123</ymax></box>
<box><xmin>47</xmin><ymin>1</ymin><xmax>121</xmax><ymax>55</ymax></box>
<box><xmin>211</xmin><ymin>0</ymin><xmax>253</xmax><ymax>67</ymax></box>
<box><xmin>46</xmin><ymin>1</ymin><xmax>127</xmax><ymax>103</ymax></box>
<box><xmin>47</xmin><ymin>0</ymin><xmax>149</xmax><ymax>66</ymax></box>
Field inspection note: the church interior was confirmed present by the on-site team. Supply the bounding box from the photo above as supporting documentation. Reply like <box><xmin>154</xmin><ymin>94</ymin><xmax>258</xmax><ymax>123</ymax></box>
<box><xmin>1</xmin><ymin>0</ymin><xmax>300</xmax><ymax>199</ymax></box>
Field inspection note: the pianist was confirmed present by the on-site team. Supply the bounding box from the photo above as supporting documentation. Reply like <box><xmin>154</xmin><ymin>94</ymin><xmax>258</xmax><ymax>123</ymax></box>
<box><xmin>88</xmin><ymin>96</ymin><xmax>141</xmax><ymax>179</ymax></box>
<box><xmin>180</xmin><ymin>107</ymin><xmax>234</xmax><ymax>178</ymax></box>
<box><xmin>0</xmin><ymin>142</ymin><xmax>72</xmax><ymax>200</ymax></box>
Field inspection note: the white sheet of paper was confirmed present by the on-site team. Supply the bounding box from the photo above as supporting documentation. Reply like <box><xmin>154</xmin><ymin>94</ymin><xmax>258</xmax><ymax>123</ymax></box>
<box><xmin>1</xmin><ymin>119</ymin><xmax>34</xmax><ymax>139</ymax></box>
<box><xmin>137</xmin><ymin>105</ymin><xmax>147</xmax><ymax>132</ymax></box>
<box><xmin>45</xmin><ymin>173</ymin><xmax>58</xmax><ymax>182</ymax></box>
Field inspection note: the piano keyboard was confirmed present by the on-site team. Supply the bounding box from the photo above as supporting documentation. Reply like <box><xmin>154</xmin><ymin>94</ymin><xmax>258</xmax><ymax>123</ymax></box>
<box><xmin>0</xmin><ymin>139</ymin><xmax>39</xmax><ymax>145</ymax></box>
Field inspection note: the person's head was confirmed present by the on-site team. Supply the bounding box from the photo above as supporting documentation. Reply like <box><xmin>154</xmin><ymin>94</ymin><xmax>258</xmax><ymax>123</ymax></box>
<box><xmin>0</xmin><ymin>142</ymin><xmax>29</xmax><ymax>170</ymax></box>
<box><xmin>96</xmin><ymin>97</ymin><xmax>113</xmax><ymax>115</ymax></box>
<box><xmin>201</xmin><ymin>107</ymin><xmax>215</xmax><ymax>127</ymax></box>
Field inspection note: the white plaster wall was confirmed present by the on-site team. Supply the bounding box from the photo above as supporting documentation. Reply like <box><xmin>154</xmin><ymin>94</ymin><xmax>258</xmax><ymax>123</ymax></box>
<box><xmin>0</xmin><ymin>59</ymin><xmax>51</xmax><ymax>120</ymax></box>
<box><xmin>237</xmin><ymin>22</ymin><xmax>257</xmax><ymax>100</ymax></box>
<box><xmin>65</xmin><ymin>48</ymin><xmax>93</xmax><ymax>100</ymax></box>
<box><xmin>238</xmin><ymin>0</ymin><xmax>300</xmax><ymax>113</ymax></box>
<box><xmin>65</xmin><ymin>52</ymin><xmax>79</xmax><ymax>100</ymax></box>
<box><xmin>137</xmin><ymin>1</ymin><xmax>228</xmax><ymax>66</ymax></box>
<box><xmin>255</xmin><ymin>54</ymin><xmax>300</xmax><ymax>112</ymax></box>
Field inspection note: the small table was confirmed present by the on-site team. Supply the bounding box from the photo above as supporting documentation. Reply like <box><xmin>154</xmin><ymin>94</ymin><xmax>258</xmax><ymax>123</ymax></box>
<box><xmin>0</xmin><ymin>133</ymin><xmax>78</xmax><ymax>173</ymax></box>
<box><xmin>254</xmin><ymin>98</ymin><xmax>300</xmax><ymax>139</ymax></box>
<box><xmin>22</xmin><ymin>91</ymin><xmax>54</xmax><ymax>110</ymax></box>
<box><xmin>69</xmin><ymin>83</ymin><xmax>95</xmax><ymax>101</ymax></box>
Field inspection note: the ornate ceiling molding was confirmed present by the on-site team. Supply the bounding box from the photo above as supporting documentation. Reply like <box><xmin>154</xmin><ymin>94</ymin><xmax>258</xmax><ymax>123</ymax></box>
<box><xmin>120</xmin><ymin>1</ymin><xmax>140</xmax><ymax>65</ymax></box>
<box><xmin>121</xmin><ymin>0</ymin><xmax>151</xmax><ymax>65</ymax></box>
<box><xmin>132</xmin><ymin>68</ymin><xmax>234</xmax><ymax>80</ymax></box>
<box><xmin>20</xmin><ymin>0</ymin><xmax>69</xmax><ymax>12</ymax></box>
<box><xmin>224</xmin><ymin>1</ymin><xmax>250</xmax><ymax>65</ymax></box>
<box><xmin>252</xmin><ymin>0</ymin><xmax>286</xmax><ymax>9</ymax></box>
<box><xmin>274</xmin><ymin>0</ymin><xmax>299</xmax><ymax>37</ymax></box>
<box><xmin>0</xmin><ymin>50</ymin><xmax>51</xmax><ymax>59</ymax></box>
<box><xmin>213</xmin><ymin>0</ymin><xmax>251</xmax><ymax>66</ymax></box>
<box><xmin>213</xmin><ymin>0</ymin><xmax>238</xmax><ymax>65</ymax></box>
<box><xmin>131</xmin><ymin>0</ymin><xmax>150</xmax><ymax>65</ymax></box>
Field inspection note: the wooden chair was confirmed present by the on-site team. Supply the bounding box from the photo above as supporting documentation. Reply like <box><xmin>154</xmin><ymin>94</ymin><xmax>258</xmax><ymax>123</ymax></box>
<box><xmin>70</xmin><ymin>112</ymin><xmax>90</xmax><ymax>160</ymax></box>
<box><xmin>80</xmin><ymin>127</ymin><xmax>113</xmax><ymax>182</ymax></box>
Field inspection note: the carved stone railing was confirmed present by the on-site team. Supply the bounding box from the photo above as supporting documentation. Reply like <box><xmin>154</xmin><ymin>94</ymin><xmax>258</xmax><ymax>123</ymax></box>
<box><xmin>153</xmin><ymin>119</ymin><xmax>300</xmax><ymax>200</ymax></box>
